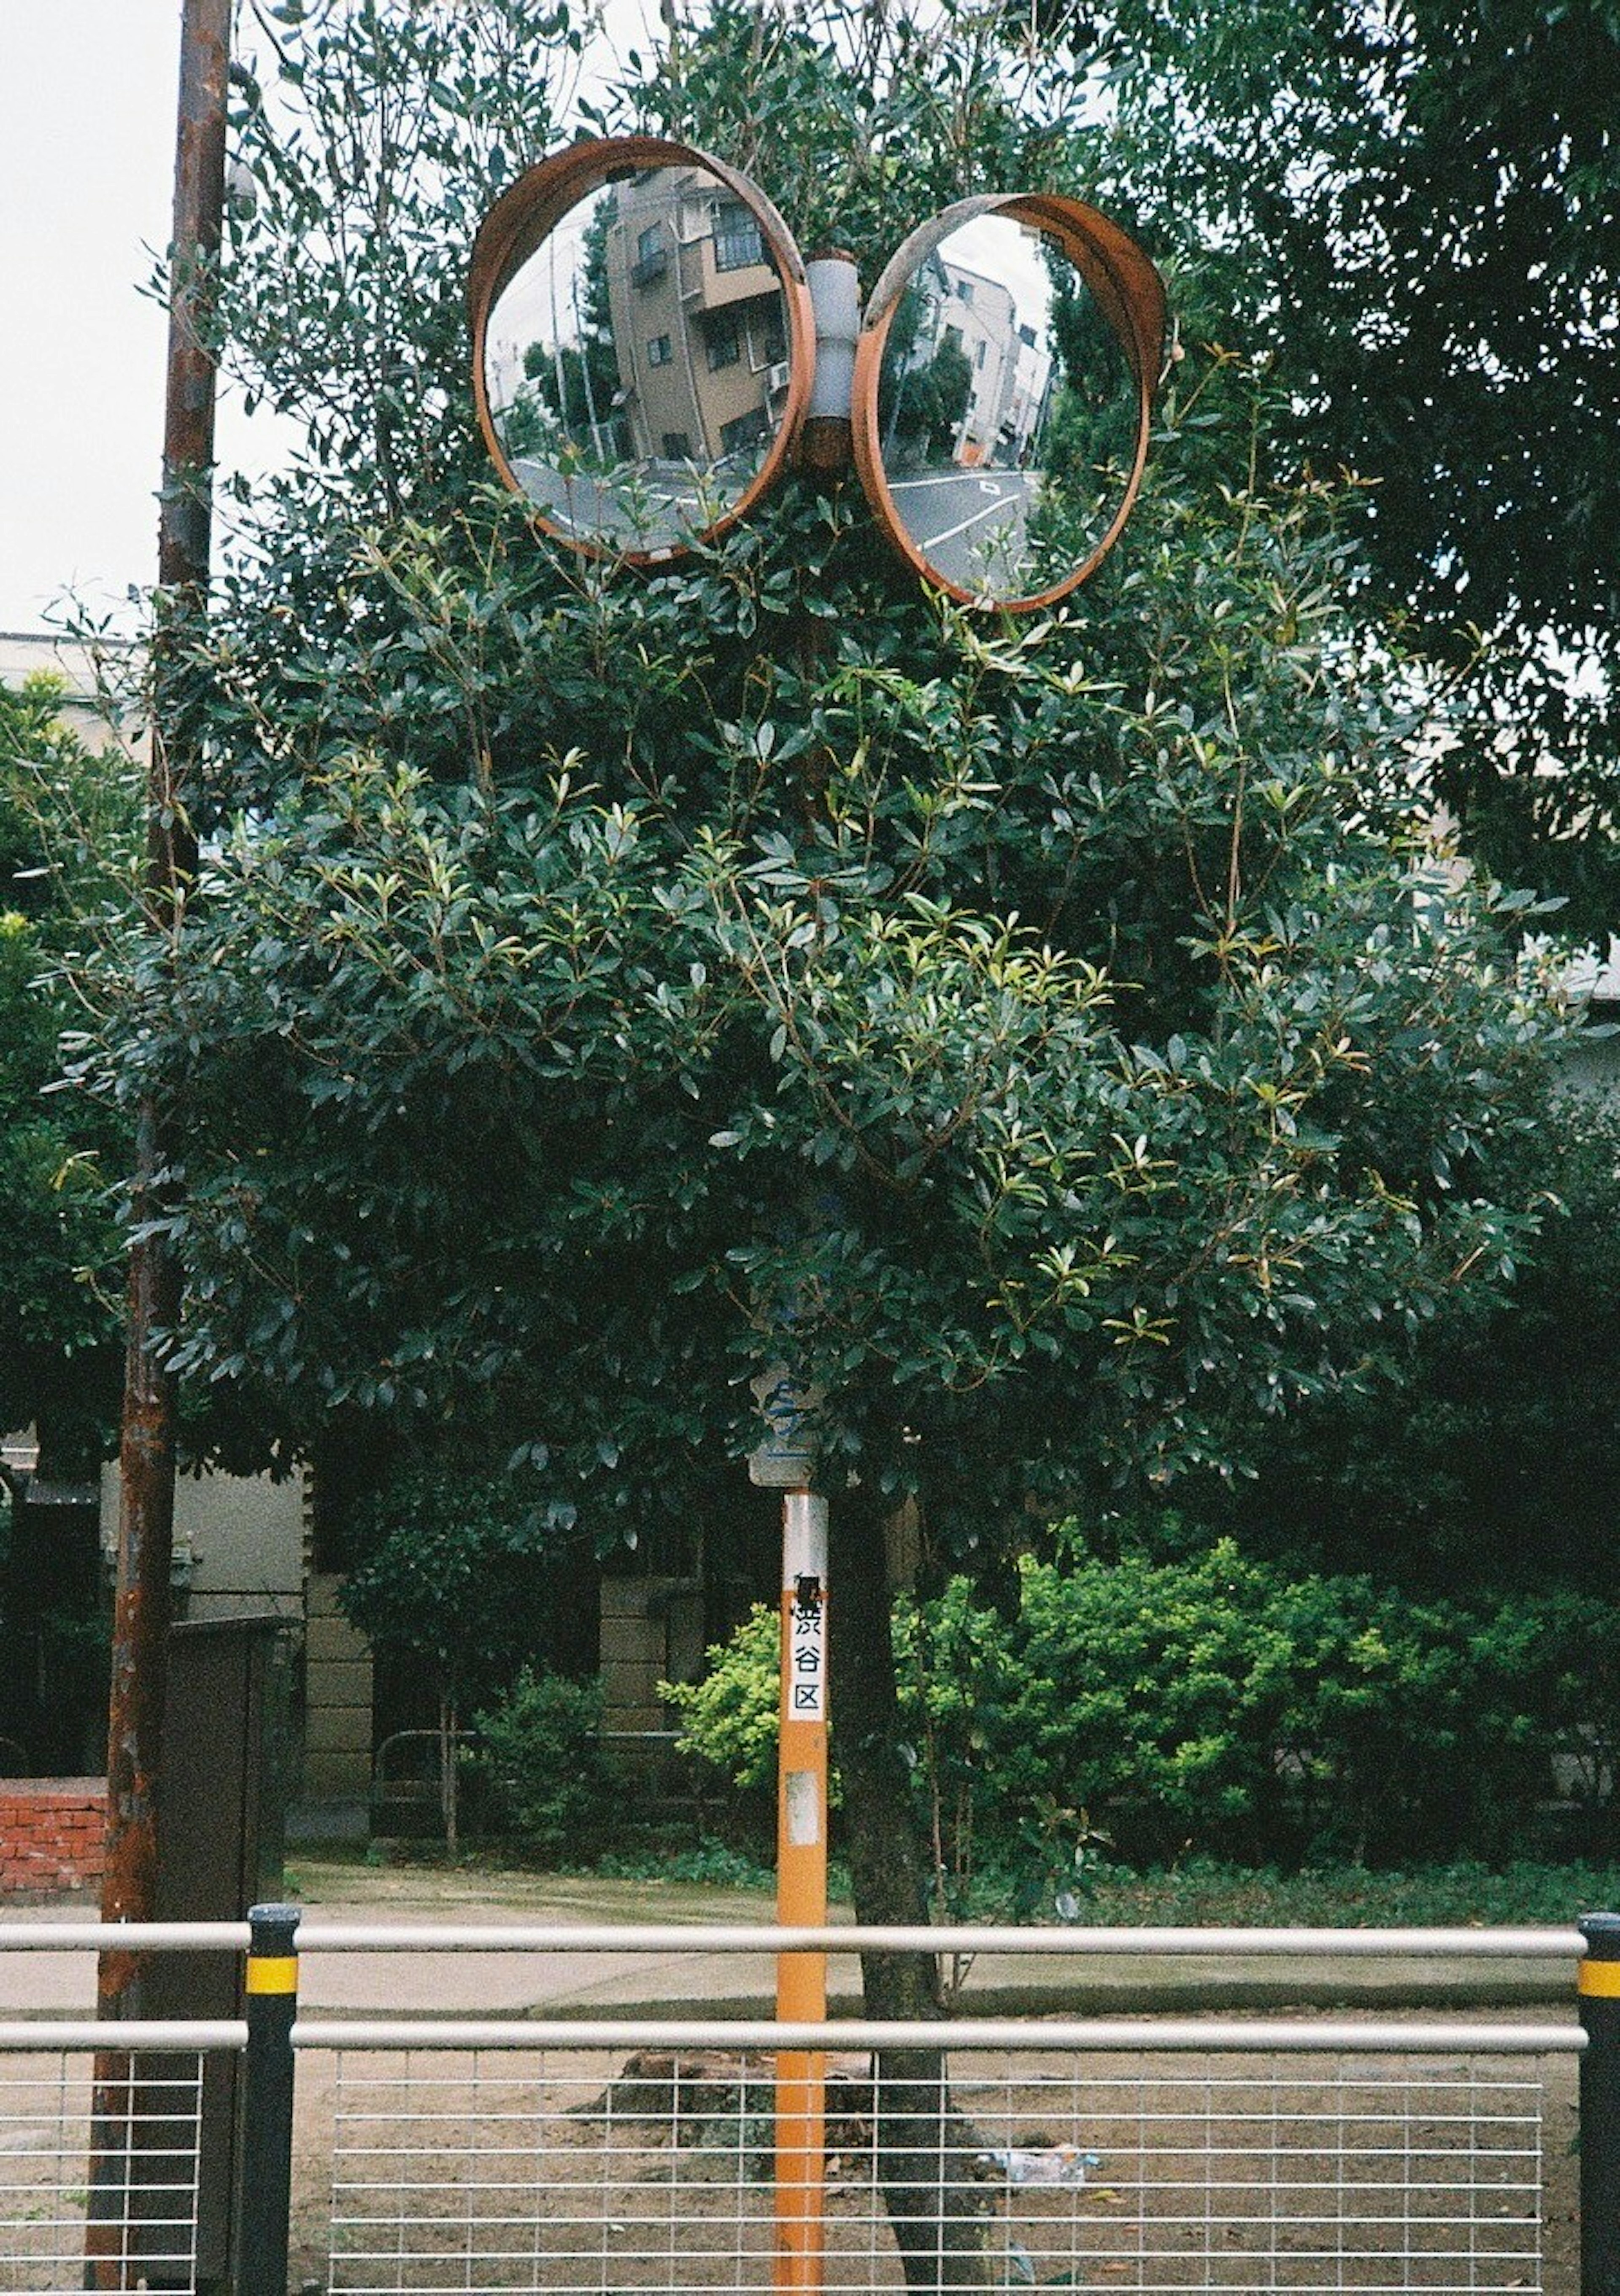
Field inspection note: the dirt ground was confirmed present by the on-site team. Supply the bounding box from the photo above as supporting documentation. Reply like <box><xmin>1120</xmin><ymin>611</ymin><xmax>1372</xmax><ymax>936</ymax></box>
<box><xmin>285</xmin><ymin>2034</ymin><xmax>1581</xmax><ymax>2293</ymax></box>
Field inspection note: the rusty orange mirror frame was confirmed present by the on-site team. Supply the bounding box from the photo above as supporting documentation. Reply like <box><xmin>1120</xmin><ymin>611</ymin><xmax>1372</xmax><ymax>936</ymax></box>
<box><xmin>470</xmin><ymin>145</ymin><xmax>1166</xmax><ymax>608</ymax></box>
<box><xmin>468</xmin><ymin>135</ymin><xmax>815</xmax><ymax>566</ymax></box>
<box><xmin>851</xmin><ymin>192</ymin><xmax>1167</xmax><ymax>612</ymax></box>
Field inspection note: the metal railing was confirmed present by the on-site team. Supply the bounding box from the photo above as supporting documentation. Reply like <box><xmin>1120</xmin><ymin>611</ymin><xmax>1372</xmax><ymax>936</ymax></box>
<box><xmin>0</xmin><ymin>2029</ymin><xmax>229</xmax><ymax>2293</ymax></box>
<box><xmin>0</xmin><ymin>1911</ymin><xmax>1609</xmax><ymax>2295</ymax></box>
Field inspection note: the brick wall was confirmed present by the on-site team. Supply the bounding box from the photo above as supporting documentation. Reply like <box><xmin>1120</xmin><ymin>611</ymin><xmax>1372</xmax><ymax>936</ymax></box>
<box><xmin>0</xmin><ymin>1778</ymin><xmax>106</xmax><ymax>1898</ymax></box>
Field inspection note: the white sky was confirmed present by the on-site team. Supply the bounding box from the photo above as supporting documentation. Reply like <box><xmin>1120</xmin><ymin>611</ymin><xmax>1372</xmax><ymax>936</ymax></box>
<box><xmin>0</xmin><ymin>0</ymin><xmax>661</xmax><ymax>637</ymax></box>
<box><xmin>0</xmin><ymin>4</ymin><xmax>1074</xmax><ymax>636</ymax></box>
<box><xmin>0</xmin><ymin>6</ymin><xmax>181</xmax><ymax>631</ymax></box>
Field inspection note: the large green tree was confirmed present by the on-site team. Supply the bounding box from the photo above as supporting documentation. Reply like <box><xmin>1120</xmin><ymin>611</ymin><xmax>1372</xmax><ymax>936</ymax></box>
<box><xmin>1088</xmin><ymin>0</ymin><xmax>1620</xmax><ymax>934</ymax></box>
<box><xmin>0</xmin><ymin>677</ymin><xmax>129</xmax><ymax>1475</ymax></box>
<box><xmin>71</xmin><ymin>8</ymin><xmax>1574</xmax><ymax>2273</ymax></box>
<box><xmin>1177</xmin><ymin>1099</ymin><xmax>1620</xmax><ymax>1598</ymax></box>
<box><xmin>338</xmin><ymin>1462</ymin><xmax>572</xmax><ymax>1847</ymax></box>
<box><xmin>83</xmin><ymin>0</ymin><xmax>1557</xmax><ymax>1837</ymax></box>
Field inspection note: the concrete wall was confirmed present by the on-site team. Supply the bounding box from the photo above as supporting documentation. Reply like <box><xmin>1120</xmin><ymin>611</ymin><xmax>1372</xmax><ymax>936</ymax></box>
<box><xmin>99</xmin><ymin>1462</ymin><xmax>305</xmax><ymax>1621</ymax></box>
<box><xmin>599</xmin><ymin>1576</ymin><xmax>704</xmax><ymax>1738</ymax></box>
<box><xmin>301</xmin><ymin>1571</ymin><xmax>374</xmax><ymax>1808</ymax></box>
<box><xmin>1558</xmin><ymin>1020</ymin><xmax>1620</xmax><ymax>1098</ymax></box>
<box><xmin>97</xmin><ymin>1464</ymin><xmax>376</xmax><ymax>1817</ymax></box>
<box><xmin>0</xmin><ymin>630</ymin><xmax>136</xmax><ymax>753</ymax></box>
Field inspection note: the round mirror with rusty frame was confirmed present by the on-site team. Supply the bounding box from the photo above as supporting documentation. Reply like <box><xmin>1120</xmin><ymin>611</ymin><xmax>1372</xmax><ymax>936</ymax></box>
<box><xmin>852</xmin><ymin>193</ymin><xmax>1166</xmax><ymax>612</ymax></box>
<box><xmin>470</xmin><ymin>137</ymin><xmax>815</xmax><ymax>564</ymax></box>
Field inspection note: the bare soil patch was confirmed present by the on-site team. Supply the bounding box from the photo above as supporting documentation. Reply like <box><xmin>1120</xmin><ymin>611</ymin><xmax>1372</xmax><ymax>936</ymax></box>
<box><xmin>285</xmin><ymin>2034</ymin><xmax>1580</xmax><ymax>2293</ymax></box>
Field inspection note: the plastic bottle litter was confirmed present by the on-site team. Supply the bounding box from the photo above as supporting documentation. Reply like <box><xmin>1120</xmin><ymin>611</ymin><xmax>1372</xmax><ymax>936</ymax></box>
<box><xmin>979</xmin><ymin>2142</ymin><xmax>1100</xmax><ymax>2187</ymax></box>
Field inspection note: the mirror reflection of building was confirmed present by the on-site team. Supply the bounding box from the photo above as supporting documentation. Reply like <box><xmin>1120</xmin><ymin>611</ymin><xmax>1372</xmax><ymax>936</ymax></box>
<box><xmin>883</xmin><ymin>251</ymin><xmax>1050</xmax><ymax>475</ymax></box>
<box><xmin>603</xmin><ymin>167</ymin><xmax>790</xmax><ymax>467</ymax></box>
<box><xmin>472</xmin><ymin>140</ymin><xmax>1165</xmax><ymax>607</ymax></box>
<box><xmin>483</xmin><ymin>161</ymin><xmax>794</xmax><ymax>555</ymax></box>
<box><xmin>872</xmin><ymin>212</ymin><xmax>1138</xmax><ymax>602</ymax></box>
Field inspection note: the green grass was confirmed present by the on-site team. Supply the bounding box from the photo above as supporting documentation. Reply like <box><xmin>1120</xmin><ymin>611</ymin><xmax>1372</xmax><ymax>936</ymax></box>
<box><xmin>587</xmin><ymin>1839</ymin><xmax>786</xmax><ymax>1890</ymax></box>
<box><xmin>298</xmin><ymin>1829</ymin><xmax>1620</xmax><ymax>1928</ymax></box>
<box><xmin>553</xmin><ymin>1842</ymin><xmax>1620</xmax><ymax>1926</ymax></box>
<box><xmin>959</xmin><ymin>1855</ymin><xmax>1620</xmax><ymax>1928</ymax></box>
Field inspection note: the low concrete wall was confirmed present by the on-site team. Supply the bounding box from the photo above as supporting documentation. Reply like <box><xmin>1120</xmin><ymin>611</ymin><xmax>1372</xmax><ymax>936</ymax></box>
<box><xmin>0</xmin><ymin>1776</ymin><xmax>106</xmax><ymax>1898</ymax></box>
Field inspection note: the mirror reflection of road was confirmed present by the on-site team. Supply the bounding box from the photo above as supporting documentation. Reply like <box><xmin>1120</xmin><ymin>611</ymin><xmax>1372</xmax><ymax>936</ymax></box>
<box><xmin>888</xmin><ymin>466</ymin><xmax>1036</xmax><ymax>594</ymax></box>
<box><xmin>512</xmin><ymin>452</ymin><xmax>746</xmax><ymax>553</ymax></box>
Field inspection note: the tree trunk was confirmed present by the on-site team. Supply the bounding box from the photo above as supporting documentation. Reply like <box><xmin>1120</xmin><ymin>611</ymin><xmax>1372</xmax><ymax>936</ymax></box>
<box><xmin>832</xmin><ymin>1489</ymin><xmax>994</xmax><ymax>2293</ymax></box>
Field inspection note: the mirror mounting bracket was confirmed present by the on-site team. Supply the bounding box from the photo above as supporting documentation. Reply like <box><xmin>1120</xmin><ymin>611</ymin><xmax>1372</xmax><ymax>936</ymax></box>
<box><xmin>799</xmin><ymin>252</ymin><xmax>860</xmax><ymax>477</ymax></box>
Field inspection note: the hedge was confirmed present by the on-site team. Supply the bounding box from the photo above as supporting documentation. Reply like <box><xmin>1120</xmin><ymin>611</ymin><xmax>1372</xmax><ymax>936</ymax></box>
<box><xmin>665</xmin><ymin>1541</ymin><xmax>1619</xmax><ymax>1866</ymax></box>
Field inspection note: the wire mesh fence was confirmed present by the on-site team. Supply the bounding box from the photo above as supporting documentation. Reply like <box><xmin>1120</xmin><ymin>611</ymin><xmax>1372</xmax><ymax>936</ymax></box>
<box><xmin>318</xmin><ymin>2040</ymin><xmax>1551</xmax><ymax>2295</ymax></box>
<box><xmin>0</xmin><ymin>2046</ymin><xmax>205</xmax><ymax>2293</ymax></box>
<box><xmin>0</xmin><ymin>1921</ymin><xmax>1590</xmax><ymax>2292</ymax></box>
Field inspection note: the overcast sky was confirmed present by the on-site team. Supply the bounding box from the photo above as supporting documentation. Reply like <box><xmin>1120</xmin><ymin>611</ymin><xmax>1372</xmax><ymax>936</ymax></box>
<box><xmin>0</xmin><ymin>1</ymin><xmax>661</xmax><ymax>637</ymax></box>
<box><xmin>0</xmin><ymin>7</ymin><xmax>181</xmax><ymax>631</ymax></box>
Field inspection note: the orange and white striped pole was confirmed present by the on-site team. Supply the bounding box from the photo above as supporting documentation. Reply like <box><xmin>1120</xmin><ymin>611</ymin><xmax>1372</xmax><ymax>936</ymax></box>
<box><xmin>774</xmin><ymin>1488</ymin><xmax>829</xmax><ymax>2293</ymax></box>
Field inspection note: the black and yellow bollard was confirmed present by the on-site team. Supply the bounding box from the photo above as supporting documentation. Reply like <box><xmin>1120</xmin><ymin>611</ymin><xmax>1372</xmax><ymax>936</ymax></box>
<box><xmin>238</xmin><ymin>1903</ymin><xmax>300</xmax><ymax>2296</ymax></box>
<box><xmin>1580</xmin><ymin>1912</ymin><xmax>1620</xmax><ymax>2295</ymax></box>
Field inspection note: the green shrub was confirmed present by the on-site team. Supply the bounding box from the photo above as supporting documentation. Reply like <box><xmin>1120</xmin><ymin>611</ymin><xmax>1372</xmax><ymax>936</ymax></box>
<box><xmin>591</xmin><ymin>1839</ymin><xmax>780</xmax><ymax>1889</ymax></box>
<box><xmin>670</xmin><ymin>1543</ymin><xmax>1620</xmax><ymax>1872</ymax></box>
<box><xmin>471</xmin><ymin>1670</ymin><xmax>613</xmax><ymax>1854</ymax></box>
<box><xmin>663</xmin><ymin>1606</ymin><xmax>782</xmax><ymax>1796</ymax></box>
<box><xmin>910</xmin><ymin>1543</ymin><xmax>1291</xmax><ymax>1864</ymax></box>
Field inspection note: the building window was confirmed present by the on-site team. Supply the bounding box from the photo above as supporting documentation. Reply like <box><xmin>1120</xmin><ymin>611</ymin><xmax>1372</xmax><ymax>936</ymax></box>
<box><xmin>631</xmin><ymin>222</ymin><xmax>667</xmax><ymax>289</ymax></box>
<box><xmin>713</xmin><ymin>201</ymin><xmax>765</xmax><ymax>272</ymax></box>
<box><xmin>975</xmin><ymin>341</ymin><xmax>987</xmax><ymax>369</ymax></box>
<box><xmin>647</xmin><ymin>333</ymin><xmax>673</xmax><ymax>367</ymax></box>
<box><xmin>706</xmin><ymin>315</ymin><xmax>741</xmax><ymax>370</ymax></box>
<box><xmin>662</xmin><ymin>430</ymin><xmax>693</xmax><ymax>458</ymax></box>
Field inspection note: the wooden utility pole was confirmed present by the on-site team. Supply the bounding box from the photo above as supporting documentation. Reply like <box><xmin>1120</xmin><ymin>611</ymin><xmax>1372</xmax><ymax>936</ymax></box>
<box><xmin>97</xmin><ymin>0</ymin><xmax>229</xmax><ymax>2023</ymax></box>
<box><xmin>88</xmin><ymin>13</ymin><xmax>228</xmax><ymax>2281</ymax></box>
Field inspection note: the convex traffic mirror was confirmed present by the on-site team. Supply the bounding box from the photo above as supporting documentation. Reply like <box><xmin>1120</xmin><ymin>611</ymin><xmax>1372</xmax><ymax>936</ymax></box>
<box><xmin>471</xmin><ymin>137</ymin><xmax>813</xmax><ymax>561</ymax></box>
<box><xmin>470</xmin><ymin>138</ymin><xmax>1165</xmax><ymax>612</ymax></box>
<box><xmin>853</xmin><ymin>194</ymin><xmax>1164</xmax><ymax>609</ymax></box>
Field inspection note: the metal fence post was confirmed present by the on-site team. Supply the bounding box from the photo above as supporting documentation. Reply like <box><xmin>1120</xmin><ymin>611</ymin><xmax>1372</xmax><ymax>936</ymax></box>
<box><xmin>1580</xmin><ymin>1912</ymin><xmax>1620</xmax><ymax>2296</ymax></box>
<box><xmin>237</xmin><ymin>1903</ymin><xmax>300</xmax><ymax>2296</ymax></box>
